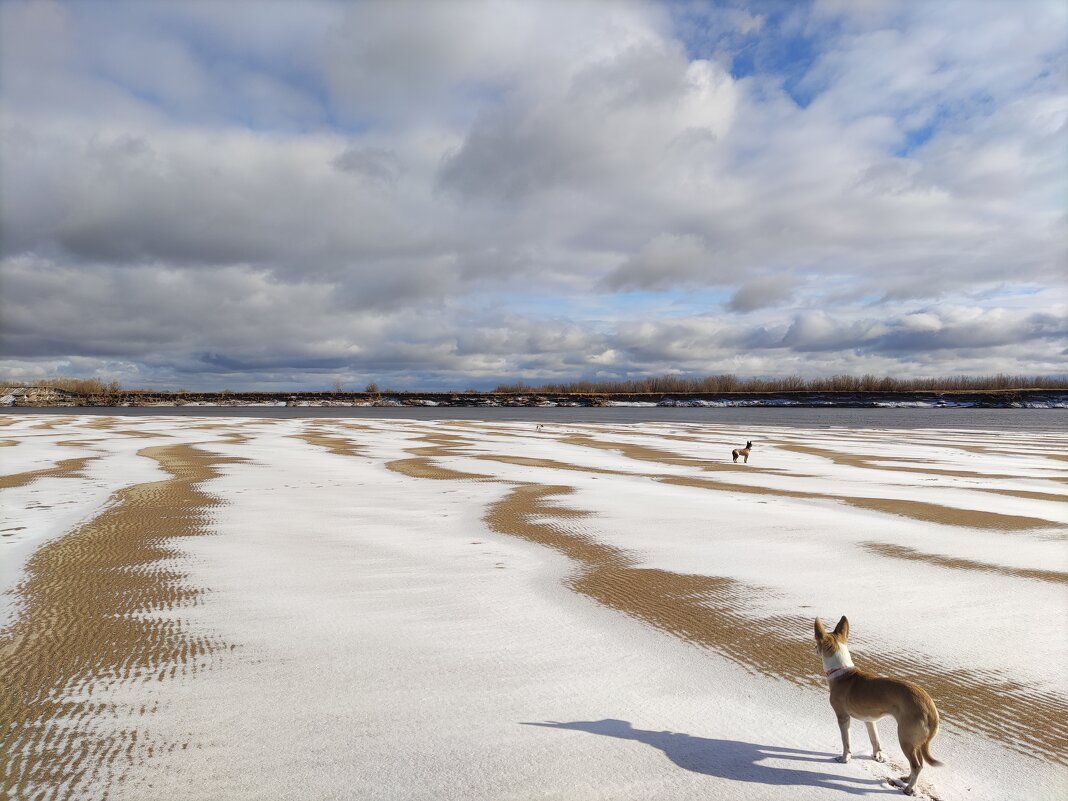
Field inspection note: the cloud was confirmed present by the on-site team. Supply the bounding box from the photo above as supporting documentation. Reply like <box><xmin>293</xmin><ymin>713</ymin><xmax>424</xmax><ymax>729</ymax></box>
<box><xmin>728</xmin><ymin>274</ymin><xmax>796</xmax><ymax>312</ymax></box>
<box><xmin>437</xmin><ymin>37</ymin><xmax>738</xmax><ymax>203</ymax></box>
<box><xmin>0</xmin><ymin>0</ymin><xmax>1064</xmax><ymax>388</ymax></box>
<box><xmin>775</xmin><ymin>305</ymin><xmax>1068</xmax><ymax>356</ymax></box>
<box><xmin>606</xmin><ymin>234</ymin><xmax>713</xmax><ymax>291</ymax></box>
<box><xmin>332</xmin><ymin>144</ymin><xmax>403</xmax><ymax>183</ymax></box>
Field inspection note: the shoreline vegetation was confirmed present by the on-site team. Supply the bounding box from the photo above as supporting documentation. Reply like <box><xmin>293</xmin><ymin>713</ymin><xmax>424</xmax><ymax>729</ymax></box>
<box><xmin>492</xmin><ymin>373</ymin><xmax>1068</xmax><ymax>394</ymax></box>
<box><xmin>2</xmin><ymin>375</ymin><xmax>1067</xmax><ymax>409</ymax></box>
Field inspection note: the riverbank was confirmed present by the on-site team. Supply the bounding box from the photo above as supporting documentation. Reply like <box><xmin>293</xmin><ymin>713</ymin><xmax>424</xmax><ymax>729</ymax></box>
<box><xmin>3</xmin><ymin>386</ymin><xmax>1066</xmax><ymax>409</ymax></box>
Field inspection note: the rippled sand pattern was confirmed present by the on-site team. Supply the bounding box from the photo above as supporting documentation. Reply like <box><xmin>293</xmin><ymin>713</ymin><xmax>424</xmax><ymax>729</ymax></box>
<box><xmin>561</xmin><ymin>434</ymin><xmax>797</xmax><ymax>476</ymax></box>
<box><xmin>32</xmin><ymin>418</ymin><xmax>74</xmax><ymax>430</ymax></box>
<box><xmin>386</xmin><ymin>428</ymin><xmax>1063</xmax><ymax>530</ymax></box>
<box><xmin>861</xmin><ymin>541</ymin><xmax>1068</xmax><ymax>585</ymax></box>
<box><xmin>485</xmin><ymin>484</ymin><xmax>798</xmax><ymax>674</ymax></box>
<box><xmin>775</xmin><ymin>443</ymin><xmax>1045</xmax><ymax>482</ymax></box>
<box><xmin>291</xmin><ymin>428</ymin><xmax>364</xmax><ymax>457</ymax></box>
<box><xmin>354</xmin><ymin>423</ymin><xmax>1068</xmax><ymax>764</ymax></box>
<box><xmin>481</xmin><ymin>482</ymin><xmax>1068</xmax><ymax>764</ymax></box>
<box><xmin>978</xmin><ymin>488</ymin><xmax>1068</xmax><ymax>503</ymax></box>
<box><xmin>213</xmin><ymin>431</ymin><xmax>251</xmax><ymax>445</ymax></box>
<box><xmin>387</xmin><ymin>457</ymin><xmax>488</xmax><ymax>480</ymax></box>
<box><xmin>83</xmin><ymin>417</ymin><xmax>117</xmax><ymax>430</ymax></box>
<box><xmin>847</xmin><ymin>497</ymin><xmax>1059</xmax><ymax>531</ymax></box>
<box><xmin>4</xmin><ymin>415</ymin><xmax>1065</xmax><ymax>787</ymax></box>
<box><xmin>659</xmin><ymin>475</ymin><xmax>1059</xmax><ymax>531</ymax></box>
<box><xmin>384</xmin><ymin>432</ymin><xmax>491</xmax><ymax>481</ymax></box>
<box><xmin>475</xmin><ymin>454</ymin><xmax>632</xmax><ymax>476</ymax></box>
<box><xmin>0</xmin><ymin>455</ymin><xmax>97</xmax><ymax>490</ymax></box>
<box><xmin>0</xmin><ymin>444</ymin><xmax>237</xmax><ymax>800</ymax></box>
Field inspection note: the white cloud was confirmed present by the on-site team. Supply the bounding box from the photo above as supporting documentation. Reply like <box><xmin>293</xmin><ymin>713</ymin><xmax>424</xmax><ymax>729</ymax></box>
<box><xmin>0</xmin><ymin>0</ymin><xmax>1064</xmax><ymax>387</ymax></box>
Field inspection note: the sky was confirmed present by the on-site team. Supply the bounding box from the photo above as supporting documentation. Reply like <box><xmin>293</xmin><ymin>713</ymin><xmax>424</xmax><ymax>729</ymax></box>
<box><xmin>0</xmin><ymin>0</ymin><xmax>1065</xmax><ymax>391</ymax></box>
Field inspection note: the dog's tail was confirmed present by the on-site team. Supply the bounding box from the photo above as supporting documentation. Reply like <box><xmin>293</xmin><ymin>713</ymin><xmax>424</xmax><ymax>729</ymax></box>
<box><xmin>921</xmin><ymin>740</ymin><xmax>942</xmax><ymax>767</ymax></box>
<box><xmin>922</xmin><ymin>711</ymin><xmax>943</xmax><ymax>767</ymax></box>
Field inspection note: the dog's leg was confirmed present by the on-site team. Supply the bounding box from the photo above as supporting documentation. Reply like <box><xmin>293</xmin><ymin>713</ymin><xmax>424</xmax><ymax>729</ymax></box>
<box><xmin>865</xmin><ymin>721</ymin><xmax>884</xmax><ymax>762</ymax></box>
<box><xmin>901</xmin><ymin>747</ymin><xmax>922</xmax><ymax>795</ymax></box>
<box><xmin>836</xmin><ymin>713</ymin><xmax>852</xmax><ymax>763</ymax></box>
<box><xmin>744</xmin><ymin>453</ymin><xmax>748</xmax><ymax>463</ymax></box>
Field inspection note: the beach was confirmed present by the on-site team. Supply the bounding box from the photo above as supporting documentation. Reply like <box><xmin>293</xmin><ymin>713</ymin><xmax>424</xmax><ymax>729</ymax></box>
<box><xmin>1</xmin><ymin>413</ymin><xmax>1066</xmax><ymax>800</ymax></box>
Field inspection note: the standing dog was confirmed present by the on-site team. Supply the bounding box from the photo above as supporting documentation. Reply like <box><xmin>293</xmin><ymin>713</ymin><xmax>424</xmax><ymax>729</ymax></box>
<box><xmin>732</xmin><ymin>440</ymin><xmax>753</xmax><ymax>463</ymax></box>
<box><xmin>814</xmin><ymin>616</ymin><xmax>941</xmax><ymax>795</ymax></box>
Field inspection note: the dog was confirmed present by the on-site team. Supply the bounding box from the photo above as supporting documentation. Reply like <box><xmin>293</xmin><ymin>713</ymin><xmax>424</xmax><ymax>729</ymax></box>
<box><xmin>814</xmin><ymin>616</ymin><xmax>941</xmax><ymax>795</ymax></box>
<box><xmin>731</xmin><ymin>440</ymin><xmax>753</xmax><ymax>463</ymax></box>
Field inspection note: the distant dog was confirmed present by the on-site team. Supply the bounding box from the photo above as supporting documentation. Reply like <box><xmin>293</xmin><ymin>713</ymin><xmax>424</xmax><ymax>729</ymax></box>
<box><xmin>731</xmin><ymin>440</ymin><xmax>753</xmax><ymax>463</ymax></box>
<box><xmin>814</xmin><ymin>616</ymin><xmax>942</xmax><ymax>795</ymax></box>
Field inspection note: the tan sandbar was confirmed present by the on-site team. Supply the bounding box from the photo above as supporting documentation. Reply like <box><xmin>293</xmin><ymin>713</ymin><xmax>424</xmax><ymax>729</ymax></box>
<box><xmin>660</xmin><ymin>476</ymin><xmax>1060</xmax><ymax>531</ymax></box>
<box><xmin>0</xmin><ymin>444</ymin><xmax>238</xmax><ymax>799</ymax></box>
<box><xmin>480</xmin><ymin>480</ymin><xmax>1068</xmax><ymax>763</ymax></box>
<box><xmin>0</xmin><ymin>456</ymin><xmax>97</xmax><ymax>490</ymax></box>
<box><xmin>862</xmin><ymin>542</ymin><xmax>1068</xmax><ymax>585</ymax></box>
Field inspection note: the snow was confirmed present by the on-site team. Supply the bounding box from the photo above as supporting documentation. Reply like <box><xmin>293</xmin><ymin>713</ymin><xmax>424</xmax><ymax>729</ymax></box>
<box><xmin>0</xmin><ymin>417</ymin><xmax>172</xmax><ymax>627</ymax></box>
<box><xmin>2</xmin><ymin>414</ymin><xmax>1066</xmax><ymax>800</ymax></box>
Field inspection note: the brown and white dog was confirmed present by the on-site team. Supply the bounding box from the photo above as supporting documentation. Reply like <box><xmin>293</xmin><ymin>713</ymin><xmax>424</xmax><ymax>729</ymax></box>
<box><xmin>732</xmin><ymin>440</ymin><xmax>753</xmax><ymax>463</ymax></box>
<box><xmin>814</xmin><ymin>616</ymin><xmax>942</xmax><ymax>795</ymax></box>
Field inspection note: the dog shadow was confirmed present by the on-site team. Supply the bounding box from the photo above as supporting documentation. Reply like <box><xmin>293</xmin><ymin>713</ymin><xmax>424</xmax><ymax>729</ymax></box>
<box><xmin>521</xmin><ymin>719</ymin><xmax>895</xmax><ymax>796</ymax></box>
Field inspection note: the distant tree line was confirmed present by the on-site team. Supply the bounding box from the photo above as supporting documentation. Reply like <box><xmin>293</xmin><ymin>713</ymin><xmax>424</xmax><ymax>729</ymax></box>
<box><xmin>5</xmin><ymin>373</ymin><xmax>1066</xmax><ymax>396</ymax></box>
<box><xmin>493</xmin><ymin>374</ymin><xmax>1068</xmax><ymax>394</ymax></box>
<box><xmin>1</xmin><ymin>377</ymin><xmax>123</xmax><ymax>395</ymax></box>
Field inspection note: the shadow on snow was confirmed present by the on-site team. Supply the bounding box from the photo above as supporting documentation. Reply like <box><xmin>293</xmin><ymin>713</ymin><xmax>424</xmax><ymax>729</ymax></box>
<box><xmin>521</xmin><ymin>718</ymin><xmax>895</xmax><ymax>796</ymax></box>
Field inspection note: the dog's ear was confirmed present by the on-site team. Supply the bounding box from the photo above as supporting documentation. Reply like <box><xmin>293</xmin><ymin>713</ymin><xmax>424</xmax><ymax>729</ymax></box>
<box><xmin>833</xmin><ymin>616</ymin><xmax>849</xmax><ymax>640</ymax></box>
<box><xmin>814</xmin><ymin>618</ymin><xmax>826</xmax><ymax>640</ymax></box>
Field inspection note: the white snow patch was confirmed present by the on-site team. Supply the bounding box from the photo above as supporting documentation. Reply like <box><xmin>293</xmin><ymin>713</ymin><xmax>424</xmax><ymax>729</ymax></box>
<box><xmin>2</xmin><ymin>415</ymin><xmax>1066</xmax><ymax>800</ymax></box>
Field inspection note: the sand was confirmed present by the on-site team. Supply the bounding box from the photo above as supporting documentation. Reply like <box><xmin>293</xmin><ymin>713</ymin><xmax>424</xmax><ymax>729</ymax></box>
<box><xmin>1</xmin><ymin>414</ymin><xmax>1066</xmax><ymax>800</ymax></box>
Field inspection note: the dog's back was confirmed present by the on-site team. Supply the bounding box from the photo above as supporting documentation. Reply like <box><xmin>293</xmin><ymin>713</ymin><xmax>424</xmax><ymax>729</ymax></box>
<box><xmin>831</xmin><ymin>670</ymin><xmax>940</xmax><ymax>744</ymax></box>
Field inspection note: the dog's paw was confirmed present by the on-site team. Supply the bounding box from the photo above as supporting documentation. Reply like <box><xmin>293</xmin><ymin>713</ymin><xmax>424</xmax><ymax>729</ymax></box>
<box><xmin>837</xmin><ymin>753</ymin><xmax>851</xmax><ymax>763</ymax></box>
<box><xmin>872</xmin><ymin>750</ymin><xmax>885</xmax><ymax>763</ymax></box>
<box><xmin>888</xmin><ymin>776</ymin><xmax>918</xmax><ymax>795</ymax></box>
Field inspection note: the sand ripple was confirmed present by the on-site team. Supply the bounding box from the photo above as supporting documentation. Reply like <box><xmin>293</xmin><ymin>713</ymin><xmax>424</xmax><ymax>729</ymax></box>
<box><xmin>372</xmin><ymin>426</ymin><xmax>1068</xmax><ymax>765</ymax></box>
<box><xmin>482</xmin><ymin>483</ymin><xmax>1068</xmax><ymax>764</ymax></box>
<box><xmin>0</xmin><ymin>444</ymin><xmax>238</xmax><ymax>800</ymax></box>
<box><xmin>0</xmin><ymin>456</ymin><xmax>97</xmax><ymax>490</ymax></box>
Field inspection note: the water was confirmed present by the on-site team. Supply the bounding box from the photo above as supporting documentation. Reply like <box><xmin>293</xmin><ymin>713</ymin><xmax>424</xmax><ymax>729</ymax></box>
<box><xmin>2</xmin><ymin>405</ymin><xmax>1065</xmax><ymax>431</ymax></box>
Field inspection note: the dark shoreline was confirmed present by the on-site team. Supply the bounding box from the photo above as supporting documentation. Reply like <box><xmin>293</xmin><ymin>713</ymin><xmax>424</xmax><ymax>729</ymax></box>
<box><xmin>3</xmin><ymin>404</ymin><xmax>1067</xmax><ymax>432</ymax></box>
<box><xmin>3</xmin><ymin>387</ymin><xmax>1066</xmax><ymax>410</ymax></box>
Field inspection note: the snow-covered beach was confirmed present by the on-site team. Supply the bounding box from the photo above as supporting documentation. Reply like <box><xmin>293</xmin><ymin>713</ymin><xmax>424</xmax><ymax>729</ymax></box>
<box><xmin>1</xmin><ymin>413</ymin><xmax>1066</xmax><ymax>800</ymax></box>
